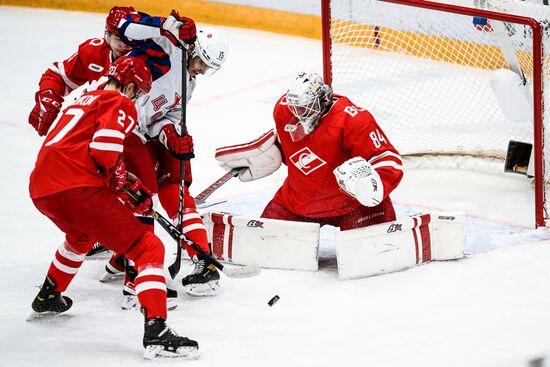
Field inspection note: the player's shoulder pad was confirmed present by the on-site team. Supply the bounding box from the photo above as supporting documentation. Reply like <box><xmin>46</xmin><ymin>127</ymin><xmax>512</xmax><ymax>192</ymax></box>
<box><xmin>80</xmin><ymin>38</ymin><xmax>107</xmax><ymax>50</ymax></box>
<box><xmin>332</xmin><ymin>96</ymin><xmax>376</xmax><ymax>125</ymax></box>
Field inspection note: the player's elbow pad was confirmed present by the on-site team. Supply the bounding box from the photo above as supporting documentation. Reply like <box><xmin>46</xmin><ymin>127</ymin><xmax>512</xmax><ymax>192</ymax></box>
<box><xmin>215</xmin><ymin>129</ymin><xmax>282</xmax><ymax>182</ymax></box>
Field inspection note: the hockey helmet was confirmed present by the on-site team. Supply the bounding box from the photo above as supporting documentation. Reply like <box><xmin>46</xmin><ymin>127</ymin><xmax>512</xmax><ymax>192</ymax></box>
<box><xmin>105</xmin><ymin>6</ymin><xmax>135</xmax><ymax>36</ymax></box>
<box><xmin>284</xmin><ymin>72</ymin><xmax>333</xmax><ymax>142</ymax></box>
<box><xmin>192</xmin><ymin>27</ymin><xmax>228</xmax><ymax>75</ymax></box>
<box><xmin>108</xmin><ymin>56</ymin><xmax>152</xmax><ymax>98</ymax></box>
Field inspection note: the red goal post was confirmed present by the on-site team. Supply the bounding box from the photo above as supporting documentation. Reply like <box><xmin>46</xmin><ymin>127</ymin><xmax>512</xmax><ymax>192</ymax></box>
<box><xmin>321</xmin><ymin>0</ymin><xmax>547</xmax><ymax>226</ymax></box>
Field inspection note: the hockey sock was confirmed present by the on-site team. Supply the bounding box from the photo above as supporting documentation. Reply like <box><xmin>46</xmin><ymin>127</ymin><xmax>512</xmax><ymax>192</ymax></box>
<box><xmin>105</xmin><ymin>253</ymin><xmax>125</xmax><ymax>274</ymax></box>
<box><xmin>125</xmin><ymin>231</ymin><xmax>167</xmax><ymax>319</ymax></box>
<box><xmin>170</xmin><ymin>210</ymin><xmax>210</xmax><ymax>258</ymax></box>
<box><xmin>47</xmin><ymin>241</ymin><xmax>88</xmax><ymax>292</ymax></box>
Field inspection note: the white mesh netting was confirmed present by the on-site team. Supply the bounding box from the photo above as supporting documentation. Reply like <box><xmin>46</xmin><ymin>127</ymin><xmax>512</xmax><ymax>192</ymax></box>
<box><xmin>327</xmin><ymin>0</ymin><xmax>550</xmax><ymax>220</ymax></box>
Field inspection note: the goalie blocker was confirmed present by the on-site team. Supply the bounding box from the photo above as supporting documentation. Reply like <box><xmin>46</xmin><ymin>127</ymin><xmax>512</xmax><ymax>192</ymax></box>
<box><xmin>201</xmin><ymin>211</ymin><xmax>464</xmax><ymax>278</ymax></box>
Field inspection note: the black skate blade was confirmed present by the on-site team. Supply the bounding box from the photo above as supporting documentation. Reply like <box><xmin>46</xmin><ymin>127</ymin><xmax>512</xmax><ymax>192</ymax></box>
<box><xmin>143</xmin><ymin>345</ymin><xmax>199</xmax><ymax>360</ymax></box>
<box><xmin>26</xmin><ymin>310</ymin><xmax>72</xmax><ymax>322</ymax></box>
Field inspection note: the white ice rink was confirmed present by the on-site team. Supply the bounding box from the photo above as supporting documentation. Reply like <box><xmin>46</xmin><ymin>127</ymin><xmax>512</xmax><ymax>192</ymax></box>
<box><xmin>1</xmin><ymin>6</ymin><xmax>550</xmax><ymax>367</ymax></box>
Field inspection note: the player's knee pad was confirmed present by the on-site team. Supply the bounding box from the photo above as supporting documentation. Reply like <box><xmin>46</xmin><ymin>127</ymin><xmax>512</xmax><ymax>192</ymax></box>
<box><xmin>125</xmin><ymin>231</ymin><xmax>165</xmax><ymax>272</ymax></box>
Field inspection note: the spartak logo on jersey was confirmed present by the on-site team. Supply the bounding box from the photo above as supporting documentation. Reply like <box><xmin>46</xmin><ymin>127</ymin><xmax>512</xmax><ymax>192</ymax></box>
<box><xmin>289</xmin><ymin>147</ymin><xmax>326</xmax><ymax>175</ymax></box>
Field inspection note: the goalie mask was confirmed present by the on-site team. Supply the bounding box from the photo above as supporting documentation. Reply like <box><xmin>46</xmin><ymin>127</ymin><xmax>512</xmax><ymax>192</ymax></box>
<box><xmin>191</xmin><ymin>27</ymin><xmax>228</xmax><ymax>76</ymax></box>
<box><xmin>284</xmin><ymin>72</ymin><xmax>333</xmax><ymax>142</ymax></box>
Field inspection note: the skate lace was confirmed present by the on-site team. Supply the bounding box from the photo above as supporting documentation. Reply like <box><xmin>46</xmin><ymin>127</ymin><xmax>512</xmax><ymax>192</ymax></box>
<box><xmin>192</xmin><ymin>259</ymin><xmax>205</xmax><ymax>274</ymax></box>
<box><xmin>159</xmin><ymin>325</ymin><xmax>180</xmax><ymax>340</ymax></box>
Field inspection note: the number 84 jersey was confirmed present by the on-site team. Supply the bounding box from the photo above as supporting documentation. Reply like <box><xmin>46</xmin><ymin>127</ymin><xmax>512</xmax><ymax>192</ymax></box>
<box><xmin>272</xmin><ymin>94</ymin><xmax>403</xmax><ymax>218</ymax></box>
<box><xmin>30</xmin><ymin>90</ymin><xmax>137</xmax><ymax>199</ymax></box>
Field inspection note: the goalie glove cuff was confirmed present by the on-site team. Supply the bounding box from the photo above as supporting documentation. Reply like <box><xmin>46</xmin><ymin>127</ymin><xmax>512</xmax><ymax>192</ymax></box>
<box><xmin>333</xmin><ymin>157</ymin><xmax>384</xmax><ymax>207</ymax></box>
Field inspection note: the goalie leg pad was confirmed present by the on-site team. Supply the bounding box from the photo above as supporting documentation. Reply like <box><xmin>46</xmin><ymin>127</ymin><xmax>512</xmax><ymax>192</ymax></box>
<box><xmin>202</xmin><ymin>211</ymin><xmax>320</xmax><ymax>271</ymax></box>
<box><xmin>336</xmin><ymin>212</ymin><xmax>464</xmax><ymax>280</ymax></box>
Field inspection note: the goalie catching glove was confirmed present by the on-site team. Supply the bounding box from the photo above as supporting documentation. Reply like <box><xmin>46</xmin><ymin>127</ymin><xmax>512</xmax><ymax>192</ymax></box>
<box><xmin>215</xmin><ymin>129</ymin><xmax>282</xmax><ymax>182</ymax></box>
<box><xmin>333</xmin><ymin>157</ymin><xmax>384</xmax><ymax>207</ymax></box>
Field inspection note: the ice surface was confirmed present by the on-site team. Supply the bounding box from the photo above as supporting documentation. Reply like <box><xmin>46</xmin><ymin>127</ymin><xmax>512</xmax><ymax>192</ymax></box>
<box><xmin>0</xmin><ymin>6</ymin><xmax>549</xmax><ymax>367</ymax></box>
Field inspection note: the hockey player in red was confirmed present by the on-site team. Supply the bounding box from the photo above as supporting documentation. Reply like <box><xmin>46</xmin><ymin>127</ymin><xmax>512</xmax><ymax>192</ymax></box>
<box><xmin>114</xmin><ymin>14</ymin><xmax>229</xmax><ymax>297</ymax></box>
<box><xmin>28</xmin><ymin>56</ymin><xmax>199</xmax><ymax>359</ymax></box>
<box><xmin>216</xmin><ymin>72</ymin><xmax>403</xmax><ymax>229</ymax></box>
<box><xmin>28</xmin><ymin>6</ymin><xmax>135</xmax><ymax>137</ymax></box>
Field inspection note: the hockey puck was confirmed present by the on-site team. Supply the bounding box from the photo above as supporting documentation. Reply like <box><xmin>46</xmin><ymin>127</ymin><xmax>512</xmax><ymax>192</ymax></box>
<box><xmin>268</xmin><ymin>295</ymin><xmax>280</xmax><ymax>307</ymax></box>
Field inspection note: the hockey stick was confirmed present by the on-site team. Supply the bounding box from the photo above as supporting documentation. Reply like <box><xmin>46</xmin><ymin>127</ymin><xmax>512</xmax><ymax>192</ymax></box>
<box><xmin>194</xmin><ymin>167</ymin><xmax>246</xmax><ymax>205</ymax></box>
<box><xmin>167</xmin><ymin>40</ymin><xmax>189</xmax><ymax>279</ymax></box>
<box><xmin>122</xmin><ymin>187</ymin><xmax>260</xmax><ymax>278</ymax></box>
<box><xmin>151</xmin><ymin>211</ymin><xmax>261</xmax><ymax>278</ymax></box>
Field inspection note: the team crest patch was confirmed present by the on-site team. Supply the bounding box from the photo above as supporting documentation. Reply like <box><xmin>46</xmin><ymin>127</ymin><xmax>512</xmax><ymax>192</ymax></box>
<box><xmin>289</xmin><ymin>147</ymin><xmax>326</xmax><ymax>175</ymax></box>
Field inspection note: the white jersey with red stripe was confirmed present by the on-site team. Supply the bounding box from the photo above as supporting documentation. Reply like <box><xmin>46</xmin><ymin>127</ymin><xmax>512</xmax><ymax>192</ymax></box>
<box><xmin>38</xmin><ymin>38</ymin><xmax>113</xmax><ymax>97</ymax></box>
<box><xmin>118</xmin><ymin>14</ymin><xmax>196</xmax><ymax>139</ymax></box>
<box><xmin>272</xmin><ymin>94</ymin><xmax>403</xmax><ymax>218</ymax></box>
<box><xmin>29</xmin><ymin>89</ymin><xmax>137</xmax><ymax>199</ymax></box>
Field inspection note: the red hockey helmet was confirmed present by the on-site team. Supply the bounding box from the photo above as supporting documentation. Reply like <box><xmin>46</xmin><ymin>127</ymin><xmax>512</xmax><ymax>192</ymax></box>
<box><xmin>108</xmin><ymin>56</ymin><xmax>152</xmax><ymax>97</ymax></box>
<box><xmin>105</xmin><ymin>6</ymin><xmax>135</xmax><ymax>36</ymax></box>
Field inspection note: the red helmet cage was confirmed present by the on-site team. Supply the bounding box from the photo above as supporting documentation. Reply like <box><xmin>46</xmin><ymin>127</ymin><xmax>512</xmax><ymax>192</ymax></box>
<box><xmin>108</xmin><ymin>56</ymin><xmax>152</xmax><ymax>95</ymax></box>
<box><xmin>105</xmin><ymin>6</ymin><xmax>135</xmax><ymax>36</ymax></box>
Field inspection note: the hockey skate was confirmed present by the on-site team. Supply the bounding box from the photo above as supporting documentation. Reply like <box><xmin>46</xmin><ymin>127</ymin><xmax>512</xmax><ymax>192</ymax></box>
<box><xmin>85</xmin><ymin>242</ymin><xmax>111</xmax><ymax>260</ymax></box>
<box><xmin>181</xmin><ymin>253</ymin><xmax>221</xmax><ymax>297</ymax></box>
<box><xmin>99</xmin><ymin>254</ymin><xmax>126</xmax><ymax>282</ymax></box>
<box><xmin>28</xmin><ymin>276</ymin><xmax>72</xmax><ymax>321</ymax></box>
<box><xmin>166</xmin><ymin>288</ymin><xmax>178</xmax><ymax>311</ymax></box>
<box><xmin>142</xmin><ymin>317</ymin><xmax>199</xmax><ymax>360</ymax></box>
<box><xmin>121</xmin><ymin>276</ymin><xmax>138</xmax><ymax>310</ymax></box>
<box><xmin>122</xmin><ymin>288</ymin><xmax>178</xmax><ymax>311</ymax></box>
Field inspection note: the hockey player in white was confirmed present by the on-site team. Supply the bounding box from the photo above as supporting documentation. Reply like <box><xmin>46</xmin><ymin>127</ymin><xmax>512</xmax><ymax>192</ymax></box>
<box><xmin>114</xmin><ymin>12</ymin><xmax>229</xmax><ymax>301</ymax></box>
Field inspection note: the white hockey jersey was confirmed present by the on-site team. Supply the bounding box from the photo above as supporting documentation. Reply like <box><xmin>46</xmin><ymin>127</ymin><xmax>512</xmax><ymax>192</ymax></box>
<box><xmin>119</xmin><ymin>13</ymin><xmax>196</xmax><ymax>139</ymax></box>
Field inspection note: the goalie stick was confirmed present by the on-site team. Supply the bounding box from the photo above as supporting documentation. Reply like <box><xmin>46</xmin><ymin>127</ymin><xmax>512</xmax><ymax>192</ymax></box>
<box><xmin>151</xmin><ymin>210</ymin><xmax>261</xmax><ymax>278</ymax></box>
<box><xmin>194</xmin><ymin>167</ymin><xmax>246</xmax><ymax>205</ymax></box>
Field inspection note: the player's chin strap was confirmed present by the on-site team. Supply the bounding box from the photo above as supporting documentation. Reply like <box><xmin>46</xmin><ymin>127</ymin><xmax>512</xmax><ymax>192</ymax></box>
<box><xmin>122</xmin><ymin>187</ymin><xmax>260</xmax><ymax>279</ymax></box>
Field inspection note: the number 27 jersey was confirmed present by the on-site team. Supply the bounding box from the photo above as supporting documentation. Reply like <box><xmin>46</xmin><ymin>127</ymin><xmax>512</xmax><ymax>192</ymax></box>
<box><xmin>29</xmin><ymin>90</ymin><xmax>137</xmax><ymax>199</ymax></box>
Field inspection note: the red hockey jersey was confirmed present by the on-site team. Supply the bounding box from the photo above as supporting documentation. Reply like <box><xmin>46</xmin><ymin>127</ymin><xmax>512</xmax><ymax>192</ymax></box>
<box><xmin>29</xmin><ymin>90</ymin><xmax>137</xmax><ymax>199</ymax></box>
<box><xmin>272</xmin><ymin>94</ymin><xmax>403</xmax><ymax>218</ymax></box>
<box><xmin>39</xmin><ymin>38</ymin><xmax>112</xmax><ymax>96</ymax></box>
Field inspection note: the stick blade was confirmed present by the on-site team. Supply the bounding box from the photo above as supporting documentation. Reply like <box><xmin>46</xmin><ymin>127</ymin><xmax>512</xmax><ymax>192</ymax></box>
<box><xmin>222</xmin><ymin>264</ymin><xmax>261</xmax><ymax>278</ymax></box>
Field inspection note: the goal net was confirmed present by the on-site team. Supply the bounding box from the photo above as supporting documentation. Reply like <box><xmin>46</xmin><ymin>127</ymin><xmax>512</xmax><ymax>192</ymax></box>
<box><xmin>322</xmin><ymin>0</ymin><xmax>550</xmax><ymax>226</ymax></box>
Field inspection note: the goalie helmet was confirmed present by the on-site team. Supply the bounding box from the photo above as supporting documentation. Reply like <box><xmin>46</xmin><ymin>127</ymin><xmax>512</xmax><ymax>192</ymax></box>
<box><xmin>108</xmin><ymin>56</ymin><xmax>152</xmax><ymax>98</ymax></box>
<box><xmin>284</xmin><ymin>72</ymin><xmax>333</xmax><ymax>142</ymax></box>
<box><xmin>105</xmin><ymin>6</ymin><xmax>135</xmax><ymax>36</ymax></box>
<box><xmin>192</xmin><ymin>27</ymin><xmax>228</xmax><ymax>76</ymax></box>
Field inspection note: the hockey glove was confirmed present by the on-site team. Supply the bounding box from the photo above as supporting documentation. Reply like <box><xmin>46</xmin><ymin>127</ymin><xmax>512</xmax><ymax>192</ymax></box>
<box><xmin>159</xmin><ymin>124</ymin><xmax>195</xmax><ymax>160</ymax></box>
<box><xmin>333</xmin><ymin>157</ymin><xmax>384</xmax><ymax>207</ymax></box>
<box><xmin>118</xmin><ymin>172</ymin><xmax>154</xmax><ymax>216</ymax></box>
<box><xmin>161</xmin><ymin>10</ymin><xmax>197</xmax><ymax>47</ymax></box>
<box><xmin>28</xmin><ymin>89</ymin><xmax>63</xmax><ymax>136</ymax></box>
<box><xmin>108</xmin><ymin>157</ymin><xmax>127</xmax><ymax>193</ymax></box>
